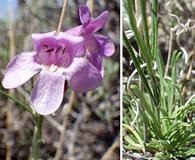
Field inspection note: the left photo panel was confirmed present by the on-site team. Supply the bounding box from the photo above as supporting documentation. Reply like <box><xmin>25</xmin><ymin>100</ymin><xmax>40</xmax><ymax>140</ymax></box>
<box><xmin>0</xmin><ymin>0</ymin><xmax>120</xmax><ymax>159</ymax></box>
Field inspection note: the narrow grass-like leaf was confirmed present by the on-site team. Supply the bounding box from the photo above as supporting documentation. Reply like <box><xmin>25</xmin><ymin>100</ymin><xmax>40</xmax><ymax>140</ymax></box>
<box><xmin>125</xmin><ymin>0</ymin><xmax>153</xmax><ymax>76</ymax></box>
<box><xmin>140</xmin><ymin>0</ymin><xmax>150</xmax><ymax>51</ymax></box>
<box><xmin>151</xmin><ymin>0</ymin><xmax>158</xmax><ymax>58</ymax></box>
<box><xmin>0</xmin><ymin>89</ymin><xmax>33</xmax><ymax>113</ymax></box>
<box><xmin>123</xmin><ymin>33</ymin><xmax>154</xmax><ymax>102</ymax></box>
<box><xmin>123</xmin><ymin>124</ymin><xmax>145</xmax><ymax>152</ymax></box>
<box><xmin>130</xmin><ymin>85</ymin><xmax>163</xmax><ymax>139</ymax></box>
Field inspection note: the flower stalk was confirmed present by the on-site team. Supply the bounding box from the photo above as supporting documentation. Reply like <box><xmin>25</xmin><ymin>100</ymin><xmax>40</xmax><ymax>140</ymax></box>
<box><xmin>54</xmin><ymin>91</ymin><xmax>76</xmax><ymax>160</ymax></box>
<box><xmin>87</xmin><ymin>0</ymin><xmax>94</xmax><ymax>13</ymax></box>
<box><xmin>57</xmin><ymin>0</ymin><xmax>68</xmax><ymax>34</ymax></box>
<box><xmin>30</xmin><ymin>114</ymin><xmax>43</xmax><ymax>160</ymax></box>
<box><xmin>30</xmin><ymin>0</ymin><xmax>68</xmax><ymax>158</ymax></box>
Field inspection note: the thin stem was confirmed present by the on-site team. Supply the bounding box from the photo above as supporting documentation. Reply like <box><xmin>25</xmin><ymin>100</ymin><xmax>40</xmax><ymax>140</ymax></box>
<box><xmin>6</xmin><ymin>0</ymin><xmax>16</xmax><ymax>158</ymax></box>
<box><xmin>165</xmin><ymin>28</ymin><xmax>174</xmax><ymax>77</ymax></box>
<box><xmin>56</xmin><ymin>0</ymin><xmax>68</xmax><ymax>34</ymax></box>
<box><xmin>101</xmin><ymin>136</ymin><xmax>119</xmax><ymax>160</ymax></box>
<box><xmin>54</xmin><ymin>91</ymin><xmax>76</xmax><ymax>160</ymax></box>
<box><xmin>30</xmin><ymin>115</ymin><xmax>43</xmax><ymax>160</ymax></box>
<box><xmin>8</xmin><ymin>0</ymin><xmax>16</xmax><ymax>58</ymax></box>
<box><xmin>182</xmin><ymin>62</ymin><xmax>193</xmax><ymax>95</ymax></box>
<box><xmin>0</xmin><ymin>89</ymin><xmax>33</xmax><ymax>114</ymax></box>
<box><xmin>87</xmin><ymin>0</ymin><xmax>94</xmax><ymax>14</ymax></box>
<box><xmin>54</xmin><ymin>1</ymin><xmax>73</xmax><ymax>159</ymax></box>
<box><xmin>30</xmin><ymin>1</ymin><xmax>69</xmax><ymax>159</ymax></box>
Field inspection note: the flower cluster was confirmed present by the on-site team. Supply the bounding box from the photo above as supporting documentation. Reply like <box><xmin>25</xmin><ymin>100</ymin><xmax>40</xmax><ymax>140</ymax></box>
<box><xmin>2</xmin><ymin>5</ymin><xmax>114</xmax><ymax>115</ymax></box>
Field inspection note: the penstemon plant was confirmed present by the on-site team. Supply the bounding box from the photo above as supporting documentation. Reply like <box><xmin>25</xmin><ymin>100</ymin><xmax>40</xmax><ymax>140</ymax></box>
<box><xmin>123</xmin><ymin>0</ymin><xmax>195</xmax><ymax>159</ymax></box>
<box><xmin>1</xmin><ymin>1</ymin><xmax>114</xmax><ymax>159</ymax></box>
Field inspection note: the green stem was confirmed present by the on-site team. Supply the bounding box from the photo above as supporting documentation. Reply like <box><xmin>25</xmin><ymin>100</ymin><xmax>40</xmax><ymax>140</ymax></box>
<box><xmin>0</xmin><ymin>89</ymin><xmax>33</xmax><ymax>114</ymax></box>
<box><xmin>30</xmin><ymin>114</ymin><xmax>43</xmax><ymax>160</ymax></box>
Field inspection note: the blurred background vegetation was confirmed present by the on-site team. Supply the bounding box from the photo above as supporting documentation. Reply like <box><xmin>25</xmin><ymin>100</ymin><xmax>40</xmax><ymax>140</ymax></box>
<box><xmin>0</xmin><ymin>0</ymin><xmax>120</xmax><ymax>159</ymax></box>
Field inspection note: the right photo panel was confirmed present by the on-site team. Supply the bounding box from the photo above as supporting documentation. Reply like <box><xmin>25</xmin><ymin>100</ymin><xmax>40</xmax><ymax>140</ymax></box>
<box><xmin>122</xmin><ymin>0</ymin><xmax>195</xmax><ymax>159</ymax></box>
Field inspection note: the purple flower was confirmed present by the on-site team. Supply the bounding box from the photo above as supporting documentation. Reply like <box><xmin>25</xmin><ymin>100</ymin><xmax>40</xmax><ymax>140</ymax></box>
<box><xmin>2</xmin><ymin>31</ymin><xmax>102</xmax><ymax>115</ymax></box>
<box><xmin>65</xmin><ymin>5</ymin><xmax>115</xmax><ymax>75</ymax></box>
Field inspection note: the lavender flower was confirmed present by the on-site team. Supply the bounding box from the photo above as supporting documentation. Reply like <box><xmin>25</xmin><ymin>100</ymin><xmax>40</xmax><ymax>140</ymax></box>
<box><xmin>65</xmin><ymin>5</ymin><xmax>115</xmax><ymax>75</ymax></box>
<box><xmin>2</xmin><ymin>31</ymin><xmax>102</xmax><ymax>115</ymax></box>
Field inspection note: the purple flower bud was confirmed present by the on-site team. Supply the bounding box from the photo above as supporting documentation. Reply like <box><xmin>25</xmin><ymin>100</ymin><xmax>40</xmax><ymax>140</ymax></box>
<box><xmin>65</xmin><ymin>5</ymin><xmax>115</xmax><ymax>75</ymax></box>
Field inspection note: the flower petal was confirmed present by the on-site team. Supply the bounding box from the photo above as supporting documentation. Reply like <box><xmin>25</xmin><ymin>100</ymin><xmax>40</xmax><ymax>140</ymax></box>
<box><xmin>84</xmin><ymin>35</ymin><xmax>100</xmax><ymax>52</ymax></box>
<box><xmin>2</xmin><ymin>52</ymin><xmax>41</xmax><ymax>89</ymax></box>
<box><xmin>65</xmin><ymin>58</ymin><xmax>102</xmax><ymax>93</ymax></box>
<box><xmin>30</xmin><ymin>70</ymin><xmax>65</xmax><ymax>115</ymax></box>
<box><xmin>95</xmin><ymin>35</ymin><xmax>115</xmax><ymax>57</ymax></box>
<box><xmin>32</xmin><ymin>31</ymin><xmax>84</xmax><ymax>53</ymax></box>
<box><xmin>64</xmin><ymin>27</ymin><xmax>85</xmax><ymax>57</ymax></box>
<box><xmin>87</xmin><ymin>53</ymin><xmax>104</xmax><ymax>76</ymax></box>
<box><xmin>32</xmin><ymin>31</ymin><xmax>85</xmax><ymax>66</ymax></box>
<box><xmin>79</xmin><ymin>5</ymin><xmax>91</xmax><ymax>25</ymax></box>
<box><xmin>32</xmin><ymin>31</ymin><xmax>56</xmax><ymax>53</ymax></box>
<box><xmin>58</xmin><ymin>33</ymin><xmax>85</xmax><ymax>60</ymax></box>
<box><xmin>85</xmin><ymin>11</ymin><xmax>109</xmax><ymax>33</ymax></box>
<box><xmin>64</xmin><ymin>26</ymin><xmax>82</xmax><ymax>36</ymax></box>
